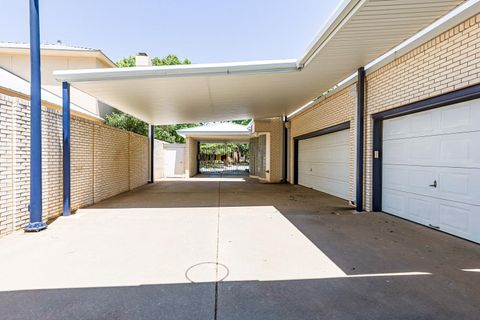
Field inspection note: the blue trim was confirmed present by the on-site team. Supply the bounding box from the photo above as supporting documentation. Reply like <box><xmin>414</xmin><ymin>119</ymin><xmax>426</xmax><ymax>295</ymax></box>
<box><xmin>356</xmin><ymin>67</ymin><xmax>365</xmax><ymax>212</ymax></box>
<box><xmin>25</xmin><ymin>0</ymin><xmax>47</xmax><ymax>232</ymax></box>
<box><xmin>62</xmin><ymin>82</ymin><xmax>71</xmax><ymax>216</ymax></box>
<box><xmin>372</xmin><ymin>119</ymin><xmax>382</xmax><ymax>211</ymax></box>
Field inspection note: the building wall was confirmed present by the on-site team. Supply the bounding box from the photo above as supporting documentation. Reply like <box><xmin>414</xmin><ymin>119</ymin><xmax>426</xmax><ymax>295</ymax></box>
<box><xmin>186</xmin><ymin>137</ymin><xmax>198</xmax><ymax>177</ymax></box>
<box><xmin>0</xmin><ymin>53</ymin><xmax>114</xmax><ymax>117</ymax></box>
<box><xmin>253</xmin><ymin>117</ymin><xmax>284</xmax><ymax>182</ymax></box>
<box><xmin>289</xmin><ymin>85</ymin><xmax>357</xmax><ymax>200</ymax></box>
<box><xmin>154</xmin><ymin>142</ymin><xmax>186</xmax><ymax>179</ymax></box>
<box><xmin>364</xmin><ymin>13</ymin><xmax>480</xmax><ymax>211</ymax></box>
<box><xmin>0</xmin><ymin>94</ymin><xmax>149</xmax><ymax>237</ymax></box>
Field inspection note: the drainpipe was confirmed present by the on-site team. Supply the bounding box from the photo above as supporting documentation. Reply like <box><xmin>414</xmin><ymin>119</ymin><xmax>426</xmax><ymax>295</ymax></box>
<box><xmin>282</xmin><ymin>116</ymin><xmax>288</xmax><ymax>183</ymax></box>
<box><xmin>25</xmin><ymin>0</ymin><xmax>47</xmax><ymax>232</ymax></box>
<box><xmin>62</xmin><ymin>82</ymin><xmax>71</xmax><ymax>216</ymax></box>
<box><xmin>149</xmin><ymin>125</ymin><xmax>155</xmax><ymax>183</ymax></box>
<box><xmin>356</xmin><ymin>67</ymin><xmax>365</xmax><ymax>212</ymax></box>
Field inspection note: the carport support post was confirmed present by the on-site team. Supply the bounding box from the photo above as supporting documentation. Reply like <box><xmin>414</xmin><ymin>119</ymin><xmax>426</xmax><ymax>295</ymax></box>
<box><xmin>62</xmin><ymin>82</ymin><xmax>71</xmax><ymax>216</ymax></box>
<box><xmin>149</xmin><ymin>125</ymin><xmax>155</xmax><ymax>183</ymax></box>
<box><xmin>355</xmin><ymin>67</ymin><xmax>365</xmax><ymax>212</ymax></box>
<box><xmin>25</xmin><ymin>0</ymin><xmax>47</xmax><ymax>232</ymax></box>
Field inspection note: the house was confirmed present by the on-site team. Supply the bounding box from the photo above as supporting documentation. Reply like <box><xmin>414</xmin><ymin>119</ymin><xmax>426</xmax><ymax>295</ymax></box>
<box><xmin>0</xmin><ymin>41</ymin><xmax>116</xmax><ymax>119</ymax></box>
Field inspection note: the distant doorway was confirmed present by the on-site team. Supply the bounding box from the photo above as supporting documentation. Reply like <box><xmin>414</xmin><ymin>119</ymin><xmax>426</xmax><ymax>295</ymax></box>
<box><xmin>199</xmin><ymin>143</ymin><xmax>249</xmax><ymax>175</ymax></box>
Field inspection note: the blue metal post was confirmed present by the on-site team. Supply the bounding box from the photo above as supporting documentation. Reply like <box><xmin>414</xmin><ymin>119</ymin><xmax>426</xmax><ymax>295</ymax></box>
<box><xmin>62</xmin><ymin>82</ymin><xmax>71</xmax><ymax>216</ymax></box>
<box><xmin>25</xmin><ymin>0</ymin><xmax>47</xmax><ymax>231</ymax></box>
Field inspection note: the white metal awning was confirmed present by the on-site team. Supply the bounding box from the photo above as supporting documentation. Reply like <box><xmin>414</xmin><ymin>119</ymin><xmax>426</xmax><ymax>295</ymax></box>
<box><xmin>54</xmin><ymin>0</ymin><xmax>468</xmax><ymax>124</ymax></box>
<box><xmin>177</xmin><ymin>123</ymin><xmax>252</xmax><ymax>142</ymax></box>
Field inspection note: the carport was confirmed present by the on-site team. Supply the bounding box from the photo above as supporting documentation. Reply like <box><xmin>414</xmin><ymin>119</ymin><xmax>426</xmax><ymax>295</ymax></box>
<box><xmin>51</xmin><ymin>0</ymin><xmax>470</xmax><ymax>215</ymax></box>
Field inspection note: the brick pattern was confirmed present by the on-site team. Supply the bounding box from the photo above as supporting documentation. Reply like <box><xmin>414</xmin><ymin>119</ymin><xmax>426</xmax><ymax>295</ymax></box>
<box><xmin>71</xmin><ymin>117</ymin><xmax>94</xmax><ymax>211</ymax></box>
<box><xmin>11</xmin><ymin>99</ymin><xmax>31</xmax><ymax>230</ymax></box>
<box><xmin>0</xmin><ymin>96</ymin><xmax>14</xmax><ymax>234</ymax></box>
<box><xmin>93</xmin><ymin>124</ymin><xmax>130</xmax><ymax>203</ymax></box>
<box><xmin>129</xmin><ymin>132</ymin><xmax>149</xmax><ymax>190</ymax></box>
<box><xmin>186</xmin><ymin>137</ymin><xmax>198</xmax><ymax>177</ymax></box>
<box><xmin>42</xmin><ymin>108</ymin><xmax>63</xmax><ymax>221</ymax></box>
<box><xmin>253</xmin><ymin>117</ymin><xmax>284</xmax><ymax>182</ymax></box>
<box><xmin>0</xmin><ymin>94</ymin><xmax>149</xmax><ymax>237</ymax></box>
<box><xmin>364</xmin><ymin>13</ymin><xmax>480</xmax><ymax>211</ymax></box>
<box><xmin>289</xmin><ymin>85</ymin><xmax>357</xmax><ymax>200</ymax></box>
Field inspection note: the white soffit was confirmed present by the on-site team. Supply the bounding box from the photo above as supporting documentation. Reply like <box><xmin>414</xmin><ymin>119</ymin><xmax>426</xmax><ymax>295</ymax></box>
<box><xmin>54</xmin><ymin>0</ymin><xmax>466</xmax><ymax>124</ymax></box>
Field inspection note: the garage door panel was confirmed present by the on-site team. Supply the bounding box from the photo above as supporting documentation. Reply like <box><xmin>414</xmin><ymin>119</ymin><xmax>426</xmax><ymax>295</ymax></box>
<box><xmin>382</xmin><ymin>190</ymin><xmax>407</xmax><ymax>216</ymax></box>
<box><xmin>298</xmin><ymin>128</ymin><xmax>350</xmax><ymax>200</ymax></box>
<box><xmin>439</xmin><ymin>133</ymin><xmax>480</xmax><ymax>167</ymax></box>
<box><xmin>383</xmin><ymin>165</ymin><xmax>408</xmax><ymax>188</ymax></box>
<box><xmin>437</xmin><ymin>169</ymin><xmax>480</xmax><ymax>206</ymax></box>
<box><xmin>384</xmin><ymin>132</ymin><xmax>480</xmax><ymax>168</ymax></box>
<box><xmin>407</xmin><ymin>196</ymin><xmax>435</xmax><ymax>225</ymax></box>
<box><xmin>299</xmin><ymin>162</ymin><xmax>349</xmax><ymax>182</ymax></box>
<box><xmin>438</xmin><ymin>202</ymin><xmax>471</xmax><ymax>236</ymax></box>
<box><xmin>383</xmin><ymin>165</ymin><xmax>436</xmax><ymax>197</ymax></box>
<box><xmin>300</xmin><ymin>175</ymin><xmax>349</xmax><ymax>200</ymax></box>
<box><xmin>439</xmin><ymin>100</ymin><xmax>480</xmax><ymax>132</ymax></box>
<box><xmin>384</xmin><ymin>100</ymin><xmax>480</xmax><ymax>141</ymax></box>
<box><xmin>383</xmin><ymin>191</ymin><xmax>436</xmax><ymax>226</ymax></box>
<box><xmin>384</xmin><ymin>166</ymin><xmax>480</xmax><ymax>205</ymax></box>
<box><xmin>383</xmin><ymin>99</ymin><xmax>480</xmax><ymax>243</ymax></box>
<box><xmin>298</xmin><ymin>145</ymin><xmax>349</xmax><ymax>163</ymax></box>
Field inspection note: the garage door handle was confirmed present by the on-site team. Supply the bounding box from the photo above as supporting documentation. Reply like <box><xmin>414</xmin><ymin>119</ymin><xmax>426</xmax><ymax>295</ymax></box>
<box><xmin>429</xmin><ymin>180</ymin><xmax>437</xmax><ymax>188</ymax></box>
<box><xmin>429</xmin><ymin>224</ymin><xmax>440</xmax><ymax>229</ymax></box>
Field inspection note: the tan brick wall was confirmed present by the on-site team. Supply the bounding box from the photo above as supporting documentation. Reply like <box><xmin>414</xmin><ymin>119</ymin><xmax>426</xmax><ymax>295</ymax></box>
<box><xmin>71</xmin><ymin>117</ymin><xmax>94</xmax><ymax>211</ymax></box>
<box><xmin>289</xmin><ymin>85</ymin><xmax>357</xmax><ymax>200</ymax></box>
<box><xmin>186</xmin><ymin>137</ymin><xmax>198</xmax><ymax>177</ymax></box>
<box><xmin>129</xmin><ymin>132</ymin><xmax>149</xmax><ymax>189</ymax></box>
<box><xmin>0</xmin><ymin>94</ymin><xmax>149</xmax><ymax>237</ymax></box>
<box><xmin>93</xmin><ymin>124</ymin><xmax>130</xmax><ymax>203</ymax></box>
<box><xmin>364</xmin><ymin>13</ymin><xmax>480</xmax><ymax>211</ymax></box>
<box><xmin>0</xmin><ymin>95</ymin><xmax>15</xmax><ymax>234</ymax></box>
<box><xmin>253</xmin><ymin>117</ymin><xmax>284</xmax><ymax>183</ymax></box>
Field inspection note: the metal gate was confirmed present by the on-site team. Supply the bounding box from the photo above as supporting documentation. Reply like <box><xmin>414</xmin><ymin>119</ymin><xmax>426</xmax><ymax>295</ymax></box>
<box><xmin>199</xmin><ymin>143</ymin><xmax>249</xmax><ymax>175</ymax></box>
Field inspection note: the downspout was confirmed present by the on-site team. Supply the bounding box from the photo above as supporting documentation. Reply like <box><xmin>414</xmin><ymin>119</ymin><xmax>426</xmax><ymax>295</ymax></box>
<box><xmin>282</xmin><ymin>116</ymin><xmax>288</xmax><ymax>183</ymax></box>
<box><xmin>356</xmin><ymin>67</ymin><xmax>365</xmax><ymax>212</ymax></box>
<box><xmin>25</xmin><ymin>0</ymin><xmax>47</xmax><ymax>231</ymax></box>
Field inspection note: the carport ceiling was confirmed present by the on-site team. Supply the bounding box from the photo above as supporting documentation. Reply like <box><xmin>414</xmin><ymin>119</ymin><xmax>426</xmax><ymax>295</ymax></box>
<box><xmin>54</xmin><ymin>0</ymin><xmax>465</xmax><ymax>125</ymax></box>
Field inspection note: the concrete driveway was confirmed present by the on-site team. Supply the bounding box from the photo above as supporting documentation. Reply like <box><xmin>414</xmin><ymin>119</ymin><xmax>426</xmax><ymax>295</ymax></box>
<box><xmin>0</xmin><ymin>175</ymin><xmax>479</xmax><ymax>320</ymax></box>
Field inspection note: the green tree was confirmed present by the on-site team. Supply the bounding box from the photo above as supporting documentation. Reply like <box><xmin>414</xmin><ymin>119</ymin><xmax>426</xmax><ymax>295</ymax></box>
<box><xmin>152</xmin><ymin>54</ymin><xmax>191</xmax><ymax>66</ymax></box>
<box><xmin>116</xmin><ymin>56</ymin><xmax>136</xmax><ymax>67</ymax></box>
<box><xmin>232</xmin><ymin>119</ymin><xmax>252</xmax><ymax>126</ymax></box>
<box><xmin>154</xmin><ymin>123</ymin><xmax>199</xmax><ymax>144</ymax></box>
<box><xmin>104</xmin><ymin>111</ymin><xmax>148</xmax><ymax>136</ymax></box>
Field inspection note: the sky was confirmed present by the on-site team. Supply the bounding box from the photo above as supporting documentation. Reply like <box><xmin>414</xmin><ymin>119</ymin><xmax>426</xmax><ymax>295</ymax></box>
<box><xmin>0</xmin><ymin>0</ymin><xmax>343</xmax><ymax>63</ymax></box>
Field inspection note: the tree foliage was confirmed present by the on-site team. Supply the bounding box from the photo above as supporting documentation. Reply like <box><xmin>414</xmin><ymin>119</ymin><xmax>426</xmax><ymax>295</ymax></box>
<box><xmin>231</xmin><ymin>119</ymin><xmax>251</xmax><ymax>126</ymax></box>
<box><xmin>104</xmin><ymin>111</ymin><xmax>148</xmax><ymax>136</ymax></box>
<box><xmin>155</xmin><ymin>123</ymin><xmax>199</xmax><ymax>144</ymax></box>
<box><xmin>116</xmin><ymin>56</ymin><xmax>136</xmax><ymax>68</ymax></box>
<box><xmin>152</xmin><ymin>54</ymin><xmax>191</xmax><ymax>66</ymax></box>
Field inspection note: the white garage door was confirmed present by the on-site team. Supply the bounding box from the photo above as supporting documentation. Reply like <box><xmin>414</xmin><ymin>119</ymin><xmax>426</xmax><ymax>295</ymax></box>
<box><xmin>382</xmin><ymin>99</ymin><xmax>480</xmax><ymax>243</ymax></box>
<box><xmin>298</xmin><ymin>129</ymin><xmax>350</xmax><ymax>200</ymax></box>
